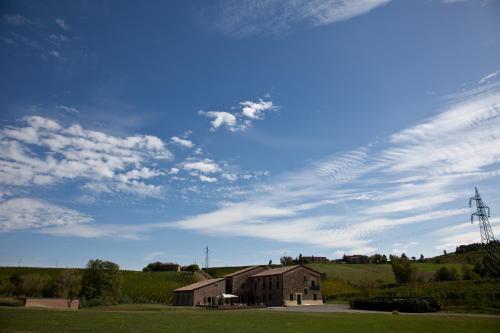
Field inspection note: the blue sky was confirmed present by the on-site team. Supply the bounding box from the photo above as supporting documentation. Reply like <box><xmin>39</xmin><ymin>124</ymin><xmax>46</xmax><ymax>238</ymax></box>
<box><xmin>1</xmin><ymin>0</ymin><xmax>500</xmax><ymax>270</ymax></box>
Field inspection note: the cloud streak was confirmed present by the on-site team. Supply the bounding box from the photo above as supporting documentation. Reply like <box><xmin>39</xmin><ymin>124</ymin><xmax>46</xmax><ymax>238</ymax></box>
<box><xmin>206</xmin><ymin>0</ymin><xmax>391</xmax><ymax>37</ymax></box>
<box><xmin>171</xmin><ymin>79</ymin><xmax>500</xmax><ymax>254</ymax></box>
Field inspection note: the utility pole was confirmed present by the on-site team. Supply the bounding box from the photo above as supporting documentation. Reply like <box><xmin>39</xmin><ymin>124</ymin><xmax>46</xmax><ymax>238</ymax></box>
<box><xmin>470</xmin><ymin>187</ymin><xmax>500</xmax><ymax>276</ymax></box>
<box><xmin>204</xmin><ymin>246</ymin><xmax>210</xmax><ymax>269</ymax></box>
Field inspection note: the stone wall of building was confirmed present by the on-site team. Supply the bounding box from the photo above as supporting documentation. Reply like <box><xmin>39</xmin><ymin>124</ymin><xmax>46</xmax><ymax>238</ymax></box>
<box><xmin>282</xmin><ymin>267</ymin><xmax>322</xmax><ymax>306</ymax></box>
<box><xmin>227</xmin><ymin>266</ymin><xmax>267</xmax><ymax>303</ymax></box>
<box><xmin>192</xmin><ymin>280</ymin><xmax>225</xmax><ymax>306</ymax></box>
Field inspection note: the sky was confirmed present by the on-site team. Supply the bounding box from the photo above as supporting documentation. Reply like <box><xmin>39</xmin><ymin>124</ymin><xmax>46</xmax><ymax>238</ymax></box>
<box><xmin>1</xmin><ymin>0</ymin><xmax>500</xmax><ymax>270</ymax></box>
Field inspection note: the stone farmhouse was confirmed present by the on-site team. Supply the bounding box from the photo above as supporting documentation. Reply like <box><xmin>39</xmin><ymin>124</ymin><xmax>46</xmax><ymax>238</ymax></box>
<box><xmin>173</xmin><ymin>265</ymin><xmax>322</xmax><ymax>307</ymax></box>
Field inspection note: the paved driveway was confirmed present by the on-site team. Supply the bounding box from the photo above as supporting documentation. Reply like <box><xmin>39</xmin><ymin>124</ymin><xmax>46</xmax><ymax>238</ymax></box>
<box><xmin>266</xmin><ymin>304</ymin><xmax>382</xmax><ymax>314</ymax></box>
<box><xmin>265</xmin><ymin>304</ymin><xmax>500</xmax><ymax>318</ymax></box>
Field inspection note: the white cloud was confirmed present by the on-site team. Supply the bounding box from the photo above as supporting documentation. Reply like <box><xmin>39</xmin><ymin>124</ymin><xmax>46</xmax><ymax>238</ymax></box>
<box><xmin>199</xmin><ymin>175</ymin><xmax>218</xmax><ymax>183</ymax></box>
<box><xmin>183</xmin><ymin>159</ymin><xmax>220</xmax><ymax>174</ymax></box>
<box><xmin>0</xmin><ymin>115</ymin><xmax>172</xmax><ymax>198</ymax></box>
<box><xmin>0</xmin><ymin>198</ymin><xmax>93</xmax><ymax>232</ymax></box>
<box><xmin>199</xmin><ymin>98</ymin><xmax>277</xmax><ymax>132</ymax></box>
<box><xmin>55</xmin><ymin>18</ymin><xmax>70</xmax><ymax>30</ymax></box>
<box><xmin>478</xmin><ymin>70</ymin><xmax>499</xmax><ymax>85</ymax></box>
<box><xmin>56</xmin><ymin>105</ymin><xmax>79</xmax><ymax>113</ymax></box>
<box><xmin>199</xmin><ymin>111</ymin><xmax>237</xmax><ymax>131</ymax></box>
<box><xmin>170</xmin><ymin>136</ymin><xmax>194</xmax><ymax>148</ymax></box>
<box><xmin>208</xmin><ymin>0</ymin><xmax>391</xmax><ymax>37</ymax></box>
<box><xmin>240</xmin><ymin>99</ymin><xmax>276</xmax><ymax>119</ymax></box>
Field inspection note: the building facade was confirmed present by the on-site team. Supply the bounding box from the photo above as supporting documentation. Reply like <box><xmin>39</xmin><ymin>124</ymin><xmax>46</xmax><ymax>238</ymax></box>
<box><xmin>173</xmin><ymin>265</ymin><xmax>323</xmax><ymax>307</ymax></box>
<box><xmin>250</xmin><ymin>265</ymin><xmax>323</xmax><ymax>306</ymax></box>
<box><xmin>224</xmin><ymin>266</ymin><xmax>267</xmax><ymax>304</ymax></box>
<box><xmin>173</xmin><ymin>278</ymin><xmax>225</xmax><ymax>306</ymax></box>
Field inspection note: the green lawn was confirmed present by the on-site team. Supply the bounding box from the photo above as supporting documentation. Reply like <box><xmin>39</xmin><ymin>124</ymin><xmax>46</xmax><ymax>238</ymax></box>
<box><xmin>1</xmin><ymin>307</ymin><xmax>499</xmax><ymax>333</ymax></box>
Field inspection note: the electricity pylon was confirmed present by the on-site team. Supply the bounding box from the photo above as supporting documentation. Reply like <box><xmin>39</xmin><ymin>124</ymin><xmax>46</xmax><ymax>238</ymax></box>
<box><xmin>469</xmin><ymin>187</ymin><xmax>500</xmax><ymax>277</ymax></box>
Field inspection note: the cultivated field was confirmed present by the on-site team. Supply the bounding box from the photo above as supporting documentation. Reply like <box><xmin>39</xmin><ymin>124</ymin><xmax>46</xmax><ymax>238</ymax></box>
<box><xmin>1</xmin><ymin>306</ymin><xmax>499</xmax><ymax>333</ymax></box>
<box><xmin>0</xmin><ymin>267</ymin><xmax>200</xmax><ymax>304</ymax></box>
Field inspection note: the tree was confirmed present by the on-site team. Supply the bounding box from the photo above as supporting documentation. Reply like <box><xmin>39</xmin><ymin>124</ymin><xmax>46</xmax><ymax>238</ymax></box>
<box><xmin>280</xmin><ymin>256</ymin><xmax>294</xmax><ymax>266</ymax></box>
<box><xmin>401</xmin><ymin>253</ymin><xmax>408</xmax><ymax>260</ymax></box>
<box><xmin>418</xmin><ymin>254</ymin><xmax>425</xmax><ymax>262</ymax></box>
<box><xmin>80</xmin><ymin>259</ymin><xmax>121</xmax><ymax>305</ymax></box>
<box><xmin>369</xmin><ymin>254</ymin><xmax>387</xmax><ymax>264</ymax></box>
<box><xmin>268</xmin><ymin>260</ymin><xmax>272</xmax><ymax>266</ymax></box>
<box><xmin>443</xmin><ymin>250</ymin><xmax>447</xmax><ymax>256</ymax></box>
<box><xmin>434</xmin><ymin>266</ymin><xmax>458</xmax><ymax>281</ymax></box>
<box><xmin>411</xmin><ymin>256</ymin><xmax>416</xmax><ymax>262</ymax></box>
<box><xmin>390</xmin><ymin>255</ymin><xmax>417</xmax><ymax>284</ymax></box>
<box><xmin>18</xmin><ymin>273</ymin><xmax>51</xmax><ymax>297</ymax></box>
<box><xmin>298</xmin><ymin>254</ymin><xmax>303</xmax><ymax>264</ymax></box>
<box><xmin>55</xmin><ymin>270</ymin><xmax>81</xmax><ymax>308</ymax></box>
<box><xmin>461</xmin><ymin>264</ymin><xmax>479</xmax><ymax>280</ymax></box>
<box><xmin>181</xmin><ymin>264</ymin><xmax>200</xmax><ymax>272</ymax></box>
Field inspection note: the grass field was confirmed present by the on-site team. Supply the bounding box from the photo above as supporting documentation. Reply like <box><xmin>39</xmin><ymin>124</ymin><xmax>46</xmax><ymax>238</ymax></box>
<box><xmin>1</xmin><ymin>306</ymin><xmax>499</xmax><ymax>333</ymax></box>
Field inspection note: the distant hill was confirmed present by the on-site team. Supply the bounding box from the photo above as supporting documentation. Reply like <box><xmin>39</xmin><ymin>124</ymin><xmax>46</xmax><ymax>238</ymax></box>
<box><xmin>0</xmin><ymin>267</ymin><xmax>200</xmax><ymax>304</ymax></box>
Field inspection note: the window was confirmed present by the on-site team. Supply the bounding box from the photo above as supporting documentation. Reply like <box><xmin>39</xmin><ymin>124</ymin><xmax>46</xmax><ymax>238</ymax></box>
<box><xmin>304</xmin><ymin>275</ymin><xmax>307</xmax><ymax>282</ymax></box>
<box><xmin>269</xmin><ymin>294</ymin><xmax>272</xmax><ymax>301</ymax></box>
<box><xmin>241</xmin><ymin>283</ymin><xmax>245</xmax><ymax>289</ymax></box>
<box><xmin>289</xmin><ymin>294</ymin><xmax>294</xmax><ymax>301</ymax></box>
<box><xmin>276</xmin><ymin>279</ymin><xmax>280</xmax><ymax>289</ymax></box>
<box><xmin>263</xmin><ymin>279</ymin><xmax>266</xmax><ymax>289</ymax></box>
<box><xmin>269</xmin><ymin>278</ymin><xmax>272</xmax><ymax>289</ymax></box>
<box><xmin>311</xmin><ymin>280</ymin><xmax>316</xmax><ymax>287</ymax></box>
<box><xmin>313</xmin><ymin>294</ymin><xmax>317</xmax><ymax>301</ymax></box>
<box><xmin>304</xmin><ymin>288</ymin><xmax>308</xmax><ymax>295</ymax></box>
<box><xmin>254</xmin><ymin>282</ymin><xmax>257</xmax><ymax>289</ymax></box>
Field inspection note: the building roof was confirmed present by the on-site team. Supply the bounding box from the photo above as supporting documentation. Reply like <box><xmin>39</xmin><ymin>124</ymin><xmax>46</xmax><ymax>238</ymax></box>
<box><xmin>224</xmin><ymin>265</ymin><xmax>267</xmax><ymax>277</ymax></box>
<box><xmin>173</xmin><ymin>278</ymin><xmax>225</xmax><ymax>292</ymax></box>
<box><xmin>250</xmin><ymin>265</ymin><xmax>321</xmax><ymax>277</ymax></box>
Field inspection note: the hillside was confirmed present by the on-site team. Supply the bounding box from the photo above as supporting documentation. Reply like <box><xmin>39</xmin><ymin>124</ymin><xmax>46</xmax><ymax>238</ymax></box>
<box><xmin>0</xmin><ymin>267</ymin><xmax>200</xmax><ymax>304</ymax></box>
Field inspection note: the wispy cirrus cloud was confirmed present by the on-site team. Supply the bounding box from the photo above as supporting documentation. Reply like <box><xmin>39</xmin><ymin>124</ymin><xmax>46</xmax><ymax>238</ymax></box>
<box><xmin>203</xmin><ymin>0</ymin><xmax>391</xmax><ymax>37</ymax></box>
<box><xmin>0</xmin><ymin>198</ymin><xmax>144</xmax><ymax>239</ymax></box>
<box><xmin>171</xmin><ymin>78</ymin><xmax>500</xmax><ymax>255</ymax></box>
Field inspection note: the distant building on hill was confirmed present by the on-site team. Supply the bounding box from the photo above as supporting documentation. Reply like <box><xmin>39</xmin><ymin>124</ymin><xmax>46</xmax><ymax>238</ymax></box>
<box><xmin>301</xmin><ymin>256</ymin><xmax>329</xmax><ymax>263</ymax></box>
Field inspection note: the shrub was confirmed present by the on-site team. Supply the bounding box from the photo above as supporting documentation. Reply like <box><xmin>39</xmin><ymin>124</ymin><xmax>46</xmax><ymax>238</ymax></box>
<box><xmin>181</xmin><ymin>264</ymin><xmax>200</xmax><ymax>272</ymax></box>
<box><xmin>461</xmin><ymin>264</ymin><xmax>479</xmax><ymax>280</ymax></box>
<box><xmin>390</xmin><ymin>255</ymin><xmax>417</xmax><ymax>284</ymax></box>
<box><xmin>434</xmin><ymin>266</ymin><xmax>458</xmax><ymax>281</ymax></box>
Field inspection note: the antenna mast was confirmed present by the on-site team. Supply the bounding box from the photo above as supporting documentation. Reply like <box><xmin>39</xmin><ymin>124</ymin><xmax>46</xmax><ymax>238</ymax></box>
<box><xmin>469</xmin><ymin>187</ymin><xmax>500</xmax><ymax>276</ymax></box>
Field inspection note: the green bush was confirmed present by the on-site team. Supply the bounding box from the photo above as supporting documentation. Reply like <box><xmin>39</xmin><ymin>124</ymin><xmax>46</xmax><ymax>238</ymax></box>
<box><xmin>434</xmin><ymin>266</ymin><xmax>458</xmax><ymax>281</ymax></box>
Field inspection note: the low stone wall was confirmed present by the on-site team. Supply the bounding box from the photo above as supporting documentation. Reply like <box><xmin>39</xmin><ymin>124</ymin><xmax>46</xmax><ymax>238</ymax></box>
<box><xmin>25</xmin><ymin>298</ymin><xmax>79</xmax><ymax>310</ymax></box>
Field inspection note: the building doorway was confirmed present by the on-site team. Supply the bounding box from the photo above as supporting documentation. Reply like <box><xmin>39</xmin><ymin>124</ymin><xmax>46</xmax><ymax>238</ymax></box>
<box><xmin>296</xmin><ymin>294</ymin><xmax>302</xmax><ymax>305</ymax></box>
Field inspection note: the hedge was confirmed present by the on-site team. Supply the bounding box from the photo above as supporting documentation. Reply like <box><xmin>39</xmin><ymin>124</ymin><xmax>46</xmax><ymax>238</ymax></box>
<box><xmin>350</xmin><ymin>297</ymin><xmax>441</xmax><ymax>313</ymax></box>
